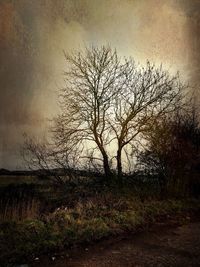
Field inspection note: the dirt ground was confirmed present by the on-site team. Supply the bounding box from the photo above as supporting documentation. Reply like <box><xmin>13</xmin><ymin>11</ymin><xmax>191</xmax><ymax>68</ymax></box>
<box><xmin>32</xmin><ymin>222</ymin><xmax>200</xmax><ymax>267</ymax></box>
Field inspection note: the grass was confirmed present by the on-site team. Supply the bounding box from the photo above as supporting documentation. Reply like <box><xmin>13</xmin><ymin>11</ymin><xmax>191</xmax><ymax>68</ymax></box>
<box><xmin>0</xmin><ymin>175</ymin><xmax>199</xmax><ymax>266</ymax></box>
<box><xmin>0</xmin><ymin>192</ymin><xmax>199</xmax><ymax>266</ymax></box>
<box><xmin>0</xmin><ymin>183</ymin><xmax>42</xmax><ymax>221</ymax></box>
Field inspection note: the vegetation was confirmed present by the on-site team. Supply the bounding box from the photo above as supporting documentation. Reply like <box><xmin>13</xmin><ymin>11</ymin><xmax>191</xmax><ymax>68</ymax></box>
<box><xmin>138</xmin><ymin>102</ymin><xmax>200</xmax><ymax>197</ymax></box>
<box><xmin>1</xmin><ymin>191</ymin><xmax>199</xmax><ymax>266</ymax></box>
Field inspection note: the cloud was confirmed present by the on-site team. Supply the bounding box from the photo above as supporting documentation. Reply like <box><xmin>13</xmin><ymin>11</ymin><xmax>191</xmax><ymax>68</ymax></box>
<box><xmin>182</xmin><ymin>0</ymin><xmax>200</xmax><ymax>87</ymax></box>
<box><xmin>0</xmin><ymin>0</ymin><xmax>200</xmax><ymax>169</ymax></box>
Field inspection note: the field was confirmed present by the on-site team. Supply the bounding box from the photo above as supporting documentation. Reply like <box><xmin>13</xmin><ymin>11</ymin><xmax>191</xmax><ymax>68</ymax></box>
<box><xmin>0</xmin><ymin>173</ymin><xmax>199</xmax><ymax>266</ymax></box>
<box><xmin>0</xmin><ymin>175</ymin><xmax>40</xmax><ymax>186</ymax></box>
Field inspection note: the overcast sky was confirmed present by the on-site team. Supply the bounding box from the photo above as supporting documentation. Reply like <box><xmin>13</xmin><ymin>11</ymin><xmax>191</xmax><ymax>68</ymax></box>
<box><xmin>0</xmin><ymin>0</ymin><xmax>200</xmax><ymax>169</ymax></box>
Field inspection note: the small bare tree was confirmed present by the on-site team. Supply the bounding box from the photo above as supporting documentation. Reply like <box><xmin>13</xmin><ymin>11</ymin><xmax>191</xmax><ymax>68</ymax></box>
<box><xmin>22</xmin><ymin>135</ymin><xmax>80</xmax><ymax>186</ymax></box>
<box><xmin>23</xmin><ymin>46</ymin><xmax>186</xmax><ymax>183</ymax></box>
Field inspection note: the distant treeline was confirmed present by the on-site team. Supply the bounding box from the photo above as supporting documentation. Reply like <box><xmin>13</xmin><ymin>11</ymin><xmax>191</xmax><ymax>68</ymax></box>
<box><xmin>0</xmin><ymin>168</ymin><xmax>103</xmax><ymax>178</ymax></box>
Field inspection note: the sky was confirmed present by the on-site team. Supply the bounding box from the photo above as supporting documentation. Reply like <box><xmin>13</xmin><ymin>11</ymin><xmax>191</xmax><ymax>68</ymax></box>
<box><xmin>0</xmin><ymin>0</ymin><xmax>200</xmax><ymax>169</ymax></box>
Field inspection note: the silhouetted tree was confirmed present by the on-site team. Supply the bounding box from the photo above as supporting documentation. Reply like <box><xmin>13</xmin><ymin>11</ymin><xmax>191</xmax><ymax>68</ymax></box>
<box><xmin>23</xmin><ymin>46</ymin><xmax>186</xmax><ymax>183</ymax></box>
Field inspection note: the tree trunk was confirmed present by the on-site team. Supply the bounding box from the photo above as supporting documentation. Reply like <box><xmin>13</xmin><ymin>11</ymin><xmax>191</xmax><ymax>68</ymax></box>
<box><xmin>102</xmin><ymin>153</ymin><xmax>112</xmax><ymax>178</ymax></box>
<box><xmin>93</xmin><ymin>131</ymin><xmax>112</xmax><ymax>178</ymax></box>
<box><xmin>117</xmin><ymin>149</ymin><xmax>122</xmax><ymax>182</ymax></box>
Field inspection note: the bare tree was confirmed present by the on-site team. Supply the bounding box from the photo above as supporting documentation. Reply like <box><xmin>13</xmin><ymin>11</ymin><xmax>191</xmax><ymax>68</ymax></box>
<box><xmin>23</xmin><ymin>46</ymin><xmax>185</xmax><ymax>183</ymax></box>
<box><xmin>22</xmin><ymin>135</ymin><xmax>80</xmax><ymax>186</ymax></box>
<box><xmin>54</xmin><ymin>46</ymin><xmax>185</xmax><ymax>181</ymax></box>
<box><xmin>53</xmin><ymin>46</ymin><xmax>128</xmax><ymax>178</ymax></box>
<box><xmin>111</xmin><ymin>61</ymin><xmax>184</xmax><ymax>180</ymax></box>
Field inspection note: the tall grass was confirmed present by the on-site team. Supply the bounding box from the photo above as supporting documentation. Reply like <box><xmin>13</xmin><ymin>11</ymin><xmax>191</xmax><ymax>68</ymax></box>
<box><xmin>0</xmin><ymin>184</ymin><xmax>41</xmax><ymax>221</ymax></box>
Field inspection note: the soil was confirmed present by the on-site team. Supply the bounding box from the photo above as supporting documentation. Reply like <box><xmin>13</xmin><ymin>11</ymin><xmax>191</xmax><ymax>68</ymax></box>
<box><xmin>32</xmin><ymin>221</ymin><xmax>200</xmax><ymax>267</ymax></box>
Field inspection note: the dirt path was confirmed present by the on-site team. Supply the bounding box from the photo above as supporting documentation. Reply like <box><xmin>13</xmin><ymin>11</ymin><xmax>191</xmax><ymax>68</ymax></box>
<box><xmin>32</xmin><ymin>222</ymin><xmax>200</xmax><ymax>267</ymax></box>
